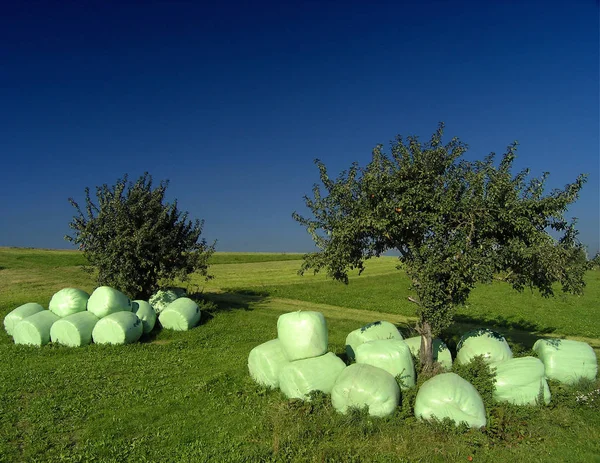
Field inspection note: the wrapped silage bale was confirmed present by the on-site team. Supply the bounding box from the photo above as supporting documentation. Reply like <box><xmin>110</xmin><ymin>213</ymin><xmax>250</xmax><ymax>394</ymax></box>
<box><xmin>48</xmin><ymin>288</ymin><xmax>90</xmax><ymax>317</ymax></box>
<box><xmin>345</xmin><ymin>321</ymin><xmax>403</xmax><ymax>361</ymax></box>
<box><xmin>50</xmin><ymin>311</ymin><xmax>100</xmax><ymax>347</ymax></box>
<box><xmin>456</xmin><ymin>329</ymin><xmax>512</xmax><ymax>365</ymax></box>
<box><xmin>149</xmin><ymin>288</ymin><xmax>186</xmax><ymax>314</ymax></box>
<box><xmin>13</xmin><ymin>310</ymin><xmax>60</xmax><ymax>346</ymax></box>
<box><xmin>92</xmin><ymin>312</ymin><xmax>143</xmax><ymax>345</ymax></box>
<box><xmin>403</xmin><ymin>336</ymin><xmax>453</xmax><ymax>370</ymax></box>
<box><xmin>331</xmin><ymin>363</ymin><xmax>400</xmax><ymax>417</ymax></box>
<box><xmin>248</xmin><ymin>339</ymin><xmax>291</xmax><ymax>388</ymax></box>
<box><xmin>279</xmin><ymin>352</ymin><xmax>346</xmax><ymax>400</ymax></box>
<box><xmin>277</xmin><ymin>311</ymin><xmax>328</xmax><ymax>361</ymax></box>
<box><xmin>158</xmin><ymin>297</ymin><xmax>201</xmax><ymax>331</ymax></box>
<box><xmin>414</xmin><ymin>372</ymin><xmax>486</xmax><ymax>428</ymax></box>
<box><xmin>533</xmin><ymin>338</ymin><xmax>597</xmax><ymax>385</ymax></box>
<box><xmin>4</xmin><ymin>303</ymin><xmax>45</xmax><ymax>336</ymax></box>
<box><xmin>493</xmin><ymin>357</ymin><xmax>551</xmax><ymax>405</ymax></box>
<box><xmin>355</xmin><ymin>339</ymin><xmax>415</xmax><ymax>389</ymax></box>
<box><xmin>133</xmin><ymin>300</ymin><xmax>156</xmax><ymax>334</ymax></box>
<box><xmin>87</xmin><ymin>286</ymin><xmax>131</xmax><ymax>318</ymax></box>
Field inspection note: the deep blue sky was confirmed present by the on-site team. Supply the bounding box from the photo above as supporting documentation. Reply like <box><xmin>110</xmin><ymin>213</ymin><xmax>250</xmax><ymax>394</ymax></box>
<box><xmin>1</xmin><ymin>0</ymin><xmax>598</xmax><ymax>254</ymax></box>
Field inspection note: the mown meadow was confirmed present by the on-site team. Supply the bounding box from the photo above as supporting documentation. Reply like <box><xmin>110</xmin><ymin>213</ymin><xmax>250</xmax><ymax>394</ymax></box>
<box><xmin>0</xmin><ymin>247</ymin><xmax>599</xmax><ymax>462</ymax></box>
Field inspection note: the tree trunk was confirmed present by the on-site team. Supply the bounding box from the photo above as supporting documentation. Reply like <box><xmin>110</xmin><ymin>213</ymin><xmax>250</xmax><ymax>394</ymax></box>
<box><xmin>418</xmin><ymin>320</ymin><xmax>434</xmax><ymax>372</ymax></box>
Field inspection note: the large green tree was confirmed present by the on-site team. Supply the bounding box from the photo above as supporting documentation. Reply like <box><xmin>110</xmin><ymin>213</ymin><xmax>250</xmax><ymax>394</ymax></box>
<box><xmin>293</xmin><ymin>124</ymin><xmax>589</xmax><ymax>370</ymax></box>
<box><xmin>66</xmin><ymin>173</ymin><xmax>215</xmax><ymax>299</ymax></box>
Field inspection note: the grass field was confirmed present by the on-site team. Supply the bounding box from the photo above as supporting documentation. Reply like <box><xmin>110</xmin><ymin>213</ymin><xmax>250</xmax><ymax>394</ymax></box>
<box><xmin>0</xmin><ymin>247</ymin><xmax>599</xmax><ymax>462</ymax></box>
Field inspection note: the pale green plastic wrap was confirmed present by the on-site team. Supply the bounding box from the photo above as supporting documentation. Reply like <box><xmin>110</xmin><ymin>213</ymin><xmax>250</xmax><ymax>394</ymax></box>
<box><xmin>158</xmin><ymin>297</ymin><xmax>201</xmax><ymax>331</ymax></box>
<box><xmin>279</xmin><ymin>352</ymin><xmax>346</xmax><ymax>400</ymax></box>
<box><xmin>149</xmin><ymin>288</ymin><xmax>186</xmax><ymax>314</ymax></box>
<box><xmin>48</xmin><ymin>288</ymin><xmax>90</xmax><ymax>317</ymax></box>
<box><xmin>4</xmin><ymin>303</ymin><xmax>45</xmax><ymax>336</ymax></box>
<box><xmin>414</xmin><ymin>372</ymin><xmax>486</xmax><ymax>428</ymax></box>
<box><xmin>493</xmin><ymin>357</ymin><xmax>551</xmax><ymax>405</ymax></box>
<box><xmin>533</xmin><ymin>338</ymin><xmax>597</xmax><ymax>385</ymax></box>
<box><xmin>345</xmin><ymin>321</ymin><xmax>403</xmax><ymax>361</ymax></box>
<box><xmin>92</xmin><ymin>311</ymin><xmax>143</xmax><ymax>345</ymax></box>
<box><xmin>277</xmin><ymin>311</ymin><xmax>328</xmax><ymax>361</ymax></box>
<box><xmin>456</xmin><ymin>329</ymin><xmax>513</xmax><ymax>365</ymax></box>
<box><xmin>331</xmin><ymin>363</ymin><xmax>400</xmax><ymax>417</ymax></box>
<box><xmin>248</xmin><ymin>339</ymin><xmax>291</xmax><ymax>388</ymax></box>
<box><xmin>404</xmin><ymin>336</ymin><xmax>453</xmax><ymax>370</ymax></box>
<box><xmin>132</xmin><ymin>300</ymin><xmax>157</xmax><ymax>334</ymax></box>
<box><xmin>355</xmin><ymin>339</ymin><xmax>415</xmax><ymax>389</ymax></box>
<box><xmin>13</xmin><ymin>310</ymin><xmax>60</xmax><ymax>346</ymax></box>
<box><xmin>50</xmin><ymin>311</ymin><xmax>100</xmax><ymax>347</ymax></box>
<box><xmin>87</xmin><ymin>286</ymin><xmax>131</xmax><ymax>318</ymax></box>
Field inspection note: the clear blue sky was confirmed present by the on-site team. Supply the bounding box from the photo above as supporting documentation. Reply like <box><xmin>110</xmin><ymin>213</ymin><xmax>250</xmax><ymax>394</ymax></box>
<box><xmin>1</xmin><ymin>0</ymin><xmax>598</xmax><ymax>254</ymax></box>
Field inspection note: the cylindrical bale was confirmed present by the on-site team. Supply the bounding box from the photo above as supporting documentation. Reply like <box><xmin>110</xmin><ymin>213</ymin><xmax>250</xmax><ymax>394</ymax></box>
<box><xmin>133</xmin><ymin>300</ymin><xmax>157</xmax><ymax>334</ymax></box>
<box><xmin>493</xmin><ymin>357</ymin><xmax>551</xmax><ymax>405</ymax></box>
<box><xmin>414</xmin><ymin>372</ymin><xmax>486</xmax><ymax>428</ymax></box>
<box><xmin>456</xmin><ymin>329</ymin><xmax>512</xmax><ymax>365</ymax></box>
<box><xmin>87</xmin><ymin>286</ymin><xmax>131</xmax><ymax>318</ymax></box>
<box><xmin>403</xmin><ymin>336</ymin><xmax>453</xmax><ymax>370</ymax></box>
<box><xmin>50</xmin><ymin>311</ymin><xmax>100</xmax><ymax>347</ymax></box>
<box><xmin>345</xmin><ymin>321</ymin><xmax>403</xmax><ymax>361</ymax></box>
<box><xmin>355</xmin><ymin>339</ymin><xmax>415</xmax><ymax>389</ymax></box>
<box><xmin>248</xmin><ymin>339</ymin><xmax>290</xmax><ymax>388</ymax></box>
<box><xmin>13</xmin><ymin>310</ymin><xmax>60</xmax><ymax>346</ymax></box>
<box><xmin>277</xmin><ymin>311</ymin><xmax>328</xmax><ymax>361</ymax></box>
<box><xmin>533</xmin><ymin>338</ymin><xmax>597</xmax><ymax>385</ymax></box>
<box><xmin>48</xmin><ymin>288</ymin><xmax>90</xmax><ymax>317</ymax></box>
<box><xmin>158</xmin><ymin>297</ymin><xmax>201</xmax><ymax>331</ymax></box>
<box><xmin>4</xmin><ymin>303</ymin><xmax>45</xmax><ymax>336</ymax></box>
<box><xmin>92</xmin><ymin>312</ymin><xmax>143</xmax><ymax>345</ymax></box>
<box><xmin>331</xmin><ymin>363</ymin><xmax>400</xmax><ymax>417</ymax></box>
<box><xmin>279</xmin><ymin>352</ymin><xmax>346</xmax><ymax>400</ymax></box>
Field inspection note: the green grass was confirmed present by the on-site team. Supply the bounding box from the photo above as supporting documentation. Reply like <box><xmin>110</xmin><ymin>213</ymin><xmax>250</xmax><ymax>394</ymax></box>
<box><xmin>208</xmin><ymin>252</ymin><xmax>305</xmax><ymax>265</ymax></box>
<box><xmin>1</xmin><ymin>249</ymin><xmax>599</xmax><ymax>462</ymax></box>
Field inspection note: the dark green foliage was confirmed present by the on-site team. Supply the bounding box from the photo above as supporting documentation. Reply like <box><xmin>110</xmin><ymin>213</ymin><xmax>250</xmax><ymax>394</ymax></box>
<box><xmin>452</xmin><ymin>356</ymin><xmax>497</xmax><ymax>410</ymax></box>
<box><xmin>294</xmin><ymin>123</ymin><xmax>589</xmax><ymax>368</ymax></box>
<box><xmin>65</xmin><ymin>173</ymin><xmax>215</xmax><ymax>299</ymax></box>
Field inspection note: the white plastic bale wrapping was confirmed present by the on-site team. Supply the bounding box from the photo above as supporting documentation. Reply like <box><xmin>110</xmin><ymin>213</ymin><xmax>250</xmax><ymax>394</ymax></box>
<box><xmin>279</xmin><ymin>352</ymin><xmax>346</xmax><ymax>400</ymax></box>
<box><xmin>158</xmin><ymin>297</ymin><xmax>201</xmax><ymax>331</ymax></box>
<box><xmin>533</xmin><ymin>338</ymin><xmax>597</xmax><ymax>385</ymax></box>
<box><xmin>493</xmin><ymin>357</ymin><xmax>551</xmax><ymax>405</ymax></box>
<box><xmin>48</xmin><ymin>288</ymin><xmax>90</xmax><ymax>317</ymax></box>
<box><xmin>4</xmin><ymin>303</ymin><xmax>45</xmax><ymax>336</ymax></box>
<box><xmin>331</xmin><ymin>363</ymin><xmax>400</xmax><ymax>417</ymax></box>
<box><xmin>277</xmin><ymin>311</ymin><xmax>328</xmax><ymax>361</ymax></box>
<box><xmin>87</xmin><ymin>286</ymin><xmax>132</xmax><ymax>318</ymax></box>
<box><xmin>133</xmin><ymin>300</ymin><xmax>157</xmax><ymax>334</ymax></box>
<box><xmin>13</xmin><ymin>310</ymin><xmax>60</xmax><ymax>346</ymax></box>
<box><xmin>403</xmin><ymin>336</ymin><xmax>453</xmax><ymax>370</ymax></box>
<box><xmin>50</xmin><ymin>312</ymin><xmax>100</xmax><ymax>347</ymax></box>
<box><xmin>248</xmin><ymin>339</ymin><xmax>291</xmax><ymax>388</ymax></box>
<box><xmin>414</xmin><ymin>372</ymin><xmax>486</xmax><ymax>428</ymax></box>
<box><xmin>345</xmin><ymin>321</ymin><xmax>403</xmax><ymax>361</ymax></box>
<box><xmin>456</xmin><ymin>329</ymin><xmax>513</xmax><ymax>365</ymax></box>
<box><xmin>354</xmin><ymin>339</ymin><xmax>415</xmax><ymax>389</ymax></box>
<box><xmin>92</xmin><ymin>312</ymin><xmax>143</xmax><ymax>345</ymax></box>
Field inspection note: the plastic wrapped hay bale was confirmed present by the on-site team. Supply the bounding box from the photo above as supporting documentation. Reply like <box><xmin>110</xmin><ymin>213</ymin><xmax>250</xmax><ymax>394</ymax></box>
<box><xmin>493</xmin><ymin>357</ymin><xmax>551</xmax><ymax>405</ymax></box>
<box><xmin>456</xmin><ymin>328</ymin><xmax>512</xmax><ymax>365</ymax></box>
<box><xmin>132</xmin><ymin>300</ymin><xmax>157</xmax><ymax>334</ymax></box>
<box><xmin>158</xmin><ymin>297</ymin><xmax>201</xmax><ymax>331</ymax></box>
<box><xmin>149</xmin><ymin>288</ymin><xmax>186</xmax><ymax>314</ymax></box>
<box><xmin>279</xmin><ymin>352</ymin><xmax>346</xmax><ymax>400</ymax></box>
<box><xmin>248</xmin><ymin>339</ymin><xmax>291</xmax><ymax>388</ymax></box>
<box><xmin>403</xmin><ymin>336</ymin><xmax>453</xmax><ymax>370</ymax></box>
<box><xmin>355</xmin><ymin>339</ymin><xmax>415</xmax><ymax>389</ymax></box>
<box><xmin>4</xmin><ymin>303</ymin><xmax>45</xmax><ymax>336</ymax></box>
<box><xmin>87</xmin><ymin>286</ymin><xmax>131</xmax><ymax>318</ymax></box>
<box><xmin>533</xmin><ymin>338</ymin><xmax>597</xmax><ymax>385</ymax></box>
<box><xmin>92</xmin><ymin>311</ymin><xmax>143</xmax><ymax>345</ymax></box>
<box><xmin>414</xmin><ymin>372</ymin><xmax>486</xmax><ymax>428</ymax></box>
<box><xmin>48</xmin><ymin>288</ymin><xmax>90</xmax><ymax>317</ymax></box>
<box><xmin>331</xmin><ymin>363</ymin><xmax>400</xmax><ymax>417</ymax></box>
<box><xmin>277</xmin><ymin>311</ymin><xmax>328</xmax><ymax>361</ymax></box>
<box><xmin>50</xmin><ymin>311</ymin><xmax>100</xmax><ymax>347</ymax></box>
<box><xmin>13</xmin><ymin>310</ymin><xmax>60</xmax><ymax>346</ymax></box>
<box><xmin>345</xmin><ymin>321</ymin><xmax>403</xmax><ymax>361</ymax></box>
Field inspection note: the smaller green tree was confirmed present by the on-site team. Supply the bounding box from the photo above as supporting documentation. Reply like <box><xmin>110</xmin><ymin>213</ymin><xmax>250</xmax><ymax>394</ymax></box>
<box><xmin>65</xmin><ymin>173</ymin><xmax>215</xmax><ymax>299</ymax></box>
